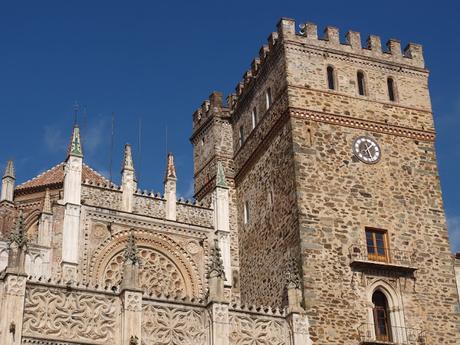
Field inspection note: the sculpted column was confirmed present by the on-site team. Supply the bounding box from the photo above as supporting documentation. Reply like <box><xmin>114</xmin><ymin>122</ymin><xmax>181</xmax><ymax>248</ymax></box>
<box><xmin>207</xmin><ymin>240</ymin><xmax>230</xmax><ymax>345</ymax></box>
<box><xmin>0</xmin><ymin>213</ymin><xmax>28</xmax><ymax>345</ymax></box>
<box><xmin>61</xmin><ymin>125</ymin><xmax>83</xmax><ymax>282</ymax></box>
<box><xmin>212</xmin><ymin>163</ymin><xmax>232</xmax><ymax>286</ymax></box>
<box><xmin>120</xmin><ymin>233</ymin><xmax>142</xmax><ymax>345</ymax></box>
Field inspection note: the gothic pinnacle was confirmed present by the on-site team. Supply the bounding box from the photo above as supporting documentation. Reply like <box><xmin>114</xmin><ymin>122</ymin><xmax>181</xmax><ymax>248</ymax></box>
<box><xmin>67</xmin><ymin>125</ymin><xmax>83</xmax><ymax>158</ymax></box>
<box><xmin>42</xmin><ymin>188</ymin><xmax>52</xmax><ymax>214</ymax></box>
<box><xmin>8</xmin><ymin>211</ymin><xmax>27</xmax><ymax>248</ymax></box>
<box><xmin>122</xmin><ymin>144</ymin><xmax>135</xmax><ymax>172</ymax></box>
<box><xmin>207</xmin><ymin>239</ymin><xmax>225</xmax><ymax>279</ymax></box>
<box><xmin>164</xmin><ymin>152</ymin><xmax>177</xmax><ymax>182</ymax></box>
<box><xmin>123</xmin><ymin>232</ymin><xmax>139</xmax><ymax>266</ymax></box>
<box><xmin>3</xmin><ymin>160</ymin><xmax>15</xmax><ymax>179</ymax></box>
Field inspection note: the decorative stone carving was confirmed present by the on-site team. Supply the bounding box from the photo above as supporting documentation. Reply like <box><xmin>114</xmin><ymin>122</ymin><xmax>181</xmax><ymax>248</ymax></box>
<box><xmin>22</xmin><ymin>286</ymin><xmax>119</xmax><ymax>344</ymax></box>
<box><xmin>5</xmin><ymin>275</ymin><xmax>26</xmax><ymax>296</ymax></box>
<box><xmin>229</xmin><ymin>314</ymin><xmax>287</xmax><ymax>345</ymax></box>
<box><xmin>142</xmin><ymin>304</ymin><xmax>207</xmax><ymax>345</ymax></box>
<box><xmin>103</xmin><ymin>247</ymin><xmax>187</xmax><ymax>297</ymax></box>
<box><xmin>125</xmin><ymin>291</ymin><xmax>142</xmax><ymax>312</ymax></box>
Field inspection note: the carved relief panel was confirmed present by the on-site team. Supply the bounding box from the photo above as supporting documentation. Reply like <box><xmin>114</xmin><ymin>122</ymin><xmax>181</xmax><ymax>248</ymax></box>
<box><xmin>142</xmin><ymin>303</ymin><xmax>207</xmax><ymax>345</ymax></box>
<box><xmin>22</xmin><ymin>285</ymin><xmax>121</xmax><ymax>345</ymax></box>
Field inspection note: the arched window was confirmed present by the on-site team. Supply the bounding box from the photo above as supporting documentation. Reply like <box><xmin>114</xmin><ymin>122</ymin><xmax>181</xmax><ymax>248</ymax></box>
<box><xmin>357</xmin><ymin>71</ymin><xmax>366</xmax><ymax>96</ymax></box>
<box><xmin>387</xmin><ymin>77</ymin><xmax>396</xmax><ymax>101</ymax></box>
<box><xmin>372</xmin><ymin>290</ymin><xmax>392</xmax><ymax>342</ymax></box>
<box><xmin>327</xmin><ymin>66</ymin><xmax>336</xmax><ymax>90</ymax></box>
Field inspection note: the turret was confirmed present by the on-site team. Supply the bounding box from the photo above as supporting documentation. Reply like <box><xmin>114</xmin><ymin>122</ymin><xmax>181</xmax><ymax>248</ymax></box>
<box><xmin>164</xmin><ymin>152</ymin><xmax>177</xmax><ymax>221</ymax></box>
<box><xmin>0</xmin><ymin>160</ymin><xmax>15</xmax><ymax>203</ymax></box>
<box><xmin>61</xmin><ymin>125</ymin><xmax>83</xmax><ymax>282</ymax></box>
<box><xmin>121</xmin><ymin>144</ymin><xmax>137</xmax><ymax>213</ymax></box>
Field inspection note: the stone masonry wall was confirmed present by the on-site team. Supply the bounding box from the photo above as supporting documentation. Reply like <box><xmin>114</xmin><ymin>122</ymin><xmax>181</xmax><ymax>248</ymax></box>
<box><xmin>276</xmin><ymin>18</ymin><xmax>460</xmax><ymax>345</ymax></box>
<box><xmin>291</xmin><ymin>118</ymin><xmax>459</xmax><ymax>344</ymax></box>
<box><xmin>231</xmin><ymin>36</ymin><xmax>303</xmax><ymax>306</ymax></box>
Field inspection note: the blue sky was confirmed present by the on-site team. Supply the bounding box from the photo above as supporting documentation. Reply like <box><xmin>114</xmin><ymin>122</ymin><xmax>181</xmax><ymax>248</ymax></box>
<box><xmin>1</xmin><ymin>1</ymin><xmax>459</xmax><ymax>250</ymax></box>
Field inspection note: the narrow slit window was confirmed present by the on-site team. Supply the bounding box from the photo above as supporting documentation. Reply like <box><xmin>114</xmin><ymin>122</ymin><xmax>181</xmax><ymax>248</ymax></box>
<box><xmin>387</xmin><ymin>77</ymin><xmax>396</xmax><ymax>101</ymax></box>
<box><xmin>251</xmin><ymin>107</ymin><xmax>257</xmax><ymax>130</ymax></box>
<box><xmin>327</xmin><ymin>66</ymin><xmax>336</xmax><ymax>90</ymax></box>
<box><xmin>265</xmin><ymin>88</ymin><xmax>272</xmax><ymax>109</ymax></box>
<box><xmin>238</xmin><ymin>126</ymin><xmax>244</xmax><ymax>148</ymax></box>
<box><xmin>357</xmin><ymin>71</ymin><xmax>366</xmax><ymax>96</ymax></box>
<box><xmin>243</xmin><ymin>201</ymin><xmax>250</xmax><ymax>224</ymax></box>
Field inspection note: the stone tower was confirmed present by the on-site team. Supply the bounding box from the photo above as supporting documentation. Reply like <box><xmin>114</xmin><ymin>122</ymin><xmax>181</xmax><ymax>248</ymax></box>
<box><xmin>193</xmin><ymin>18</ymin><xmax>460</xmax><ymax>344</ymax></box>
<box><xmin>191</xmin><ymin>91</ymin><xmax>241</xmax><ymax>295</ymax></box>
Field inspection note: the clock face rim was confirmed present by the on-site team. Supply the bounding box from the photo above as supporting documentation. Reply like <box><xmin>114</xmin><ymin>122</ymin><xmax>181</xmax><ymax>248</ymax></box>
<box><xmin>353</xmin><ymin>136</ymin><xmax>381</xmax><ymax>164</ymax></box>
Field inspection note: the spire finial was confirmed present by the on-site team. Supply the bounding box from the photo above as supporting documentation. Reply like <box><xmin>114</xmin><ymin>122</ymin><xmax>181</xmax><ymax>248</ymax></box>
<box><xmin>216</xmin><ymin>162</ymin><xmax>227</xmax><ymax>188</ymax></box>
<box><xmin>123</xmin><ymin>232</ymin><xmax>139</xmax><ymax>266</ymax></box>
<box><xmin>42</xmin><ymin>188</ymin><xmax>52</xmax><ymax>214</ymax></box>
<box><xmin>67</xmin><ymin>125</ymin><xmax>83</xmax><ymax>158</ymax></box>
<box><xmin>122</xmin><ymin>144</ymin><xmax>135</xmax><ymax>172</ymax></box>
<box><xmin>8</xmin><ymin>211</ymin><xmax>27</xmax><ymax>248</ymax></box>
<box><xmin>164</xmin><ymin>152</ymin><xmax>177</xmax><ymax>182</ymax></box>
<box><xmin>207</xmin><ymin>239</ymin><xmax>226</xmax><ymax>279</ymax></box>
<box><xmin>3</xmin><ymin>160</ymin><xmax>15</xmax><ymax>179</ymax></box>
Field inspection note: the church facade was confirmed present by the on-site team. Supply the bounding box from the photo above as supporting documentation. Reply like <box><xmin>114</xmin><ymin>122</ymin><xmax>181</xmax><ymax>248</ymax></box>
<box><xmin>0</xmin><ymin>18</ymin><xmax>459</xmax><ymax>345</ymax></box>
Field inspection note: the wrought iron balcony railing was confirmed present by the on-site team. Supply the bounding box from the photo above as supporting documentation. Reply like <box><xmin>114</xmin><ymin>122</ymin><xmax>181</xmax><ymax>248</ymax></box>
<box><xmin>358</xmin><ymin>323</ymin><xmax>426</xmax><ymax>345</ymax></box>
<box><xmin>349</xmin><ymin>245</ymin><xmax>417</xmax><ymax>273</ymax></box>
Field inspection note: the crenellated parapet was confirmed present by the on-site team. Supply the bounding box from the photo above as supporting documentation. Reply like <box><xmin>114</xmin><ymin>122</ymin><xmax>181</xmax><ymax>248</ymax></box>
<box><xmin>192</xmin><ymin>91</ymin><xmax>230</xmax><ymax>133</ymax></box>
<box><xmin>227</xmin><ymin>30</ymin><xmax>281</xmax><ymax>111</ymax></box>
<box><xmin>287</xmin><ymin>18</ymin><xmax>424</xmax><ymax>68</ymax></box>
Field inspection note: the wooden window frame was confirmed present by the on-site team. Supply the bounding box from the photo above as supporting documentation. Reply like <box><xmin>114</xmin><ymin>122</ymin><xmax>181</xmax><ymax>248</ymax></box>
<box><xmin>365</xmin><ymin>228</ymin><xmax>390</xmax><ymax>263</ymax></box>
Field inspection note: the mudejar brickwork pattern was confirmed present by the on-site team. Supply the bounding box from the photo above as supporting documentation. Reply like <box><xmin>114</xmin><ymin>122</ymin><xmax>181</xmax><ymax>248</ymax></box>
<box><xmin>0</xmin><ymin>17</ymin><xmax>459</xmax><ymax>345</ymax></box>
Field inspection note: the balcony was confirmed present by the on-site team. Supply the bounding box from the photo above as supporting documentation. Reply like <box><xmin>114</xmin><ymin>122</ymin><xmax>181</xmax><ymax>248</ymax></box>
<box><xmin>349</xmin><ymin>245</ymin><xmax>417</xmax><ymax>275</ymax></box>
<box><xmin>358</xmin><ymin>323</ymin><xmax>426</xmax><ymax>345</ymax></box>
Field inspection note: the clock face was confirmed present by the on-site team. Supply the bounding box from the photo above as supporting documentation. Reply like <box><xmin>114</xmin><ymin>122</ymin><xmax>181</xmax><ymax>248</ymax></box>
<box><xmin>353</xmin><ymin>136</ymin><xmax>381</xmax><ymax>164</ymax></box>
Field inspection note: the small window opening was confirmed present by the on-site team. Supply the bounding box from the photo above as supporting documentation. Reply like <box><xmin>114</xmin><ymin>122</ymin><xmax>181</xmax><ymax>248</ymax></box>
<box><xmin>265</xmin><ymin>88</ymin><xmax>272</xmax><ymax>109</ymax></box>
<box><xmin>251</xmin><ymin>107</ymin><xmax>257</xmax><ymax>130</ymax></box>
<box><xmin>327</xmin><ymin>66</ymin><xmax>336</xmax><ymax>90</ymax></box>
<box><xmin>387</xmin><ymin>77</ymin><xmax>396</xmax><ymax>101</ymax></box>
<box><xmin>357</xmin><ymin>71</ymin><xmax>366</xmax><ymax>96</ymax></box>
<box><xmin>243</xmin><ymin>201</ymin><xmax>250</xmax><ymax>224</ymax></box>
<box><xmin>238</xmin><ymin>126</ymin><xmax>244</xmax><ymax>147</ymax></box>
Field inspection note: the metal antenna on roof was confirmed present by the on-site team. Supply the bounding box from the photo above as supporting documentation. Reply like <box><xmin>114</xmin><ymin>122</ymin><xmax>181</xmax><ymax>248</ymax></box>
<box><xmin>165</xmin><ymin>124</ymin><xmax>168</xmax><ymax>155</ymax></box>
<box><xmin>73</xmin><ymin>101</ymin><xmax>80</xmax><ymax>126</ymax></box>
<box><xmin>109</xmin><ymin>112</ymin><xmax>115</xmax><ymax>184</ymax></box>
<box><xmin>137</xmin><ymin>117</ymin><xmax>143</xmax><ymax>185</ymax></box>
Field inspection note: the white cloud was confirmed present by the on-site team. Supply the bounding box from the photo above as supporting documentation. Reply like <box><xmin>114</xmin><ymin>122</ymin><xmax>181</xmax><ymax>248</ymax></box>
<box><xmin>447</xmin><ymin>215</ymin><xmax>460</xmax><ymax>253</ymax></box>
<box><xmin>82</xmin><ymin>115</ymin><xmax>110</xmax><ymax>156</ymax></box>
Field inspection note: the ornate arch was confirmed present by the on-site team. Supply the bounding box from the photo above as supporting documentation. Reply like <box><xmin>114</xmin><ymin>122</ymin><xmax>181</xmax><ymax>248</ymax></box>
<box><xmin>24</xmin><ymin>209</ymin><xmax>40</xmax><ymax>242</ymax></box>
<box><xmin>89</xmin><ymin>229</ymin><xmax>202</xmax><ymax>298</ymax></box>
<box><xmin>366</xmin><ymin>280</ymin><xmax>407</xmax><ymax>341</ymax></box>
